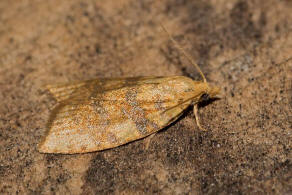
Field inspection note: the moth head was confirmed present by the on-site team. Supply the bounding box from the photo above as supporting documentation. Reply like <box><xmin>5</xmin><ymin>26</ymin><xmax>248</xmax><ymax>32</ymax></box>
<box><xmin>199</xmin><ymin>83</ymin><xmax>220</xmax><ymax>103</ymax></box>
<box><xmin>206</xmin><ymin>85</ymin><xmax>220</xmax><ymax>98</ymax></box>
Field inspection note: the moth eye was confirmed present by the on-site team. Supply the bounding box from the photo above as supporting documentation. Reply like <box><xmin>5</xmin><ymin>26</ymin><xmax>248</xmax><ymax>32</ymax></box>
<box><xmin>200</xmin><ymin>93</ymin><xmax>210</xmax><ymax>102</ymax></box>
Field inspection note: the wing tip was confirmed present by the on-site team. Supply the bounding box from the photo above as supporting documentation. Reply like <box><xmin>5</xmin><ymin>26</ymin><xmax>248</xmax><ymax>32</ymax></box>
<box><xmin>37</xmin><ymin>135</ymin><xmax>97</xmax><ymax>154</ymax></box>
<box><xmin>37</xmin><ymin>141</ymin><xmax>50</xmax><ymax>154</ymax></box>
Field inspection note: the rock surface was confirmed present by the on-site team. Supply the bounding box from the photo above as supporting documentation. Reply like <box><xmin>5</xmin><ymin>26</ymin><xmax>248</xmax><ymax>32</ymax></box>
<box><xmin>0</xmin><ymin>0</ymin><xmax>291</xmax><ymax>194</ymax></box>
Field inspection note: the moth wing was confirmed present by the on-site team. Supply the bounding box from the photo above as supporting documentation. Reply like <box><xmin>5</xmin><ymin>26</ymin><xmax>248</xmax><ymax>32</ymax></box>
<box><xmin>46</xmin><ymin>77</ymin><xmax>161</xmax><ymax>102</ymax></box>
<box><xmin>39</xmin><ymin>76</ymin><xmax>196</xmax><ymax>154</ymax></box>
<box><xmin>46</xmin><ymin>81</ymin><xmax>88</xmax><ymax>102</ymax></box>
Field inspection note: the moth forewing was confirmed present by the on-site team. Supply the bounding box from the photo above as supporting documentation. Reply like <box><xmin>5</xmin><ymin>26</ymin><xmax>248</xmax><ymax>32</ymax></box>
<box><xmin>38</xmin><ymin>76</ymin><xmax>207</xmax><ymax>154</ymax></box>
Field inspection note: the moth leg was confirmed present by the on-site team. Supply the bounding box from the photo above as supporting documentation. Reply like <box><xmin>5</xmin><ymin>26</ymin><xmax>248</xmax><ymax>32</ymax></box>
<box><xmin>193</xmin><ymin>105</ymin><xmax>207</xmax><ymax>131</ymax></box>
<box><xmin>144</xmin><ymin>133</ymin><xmax>156</xmax><ymax>150</ymax></box>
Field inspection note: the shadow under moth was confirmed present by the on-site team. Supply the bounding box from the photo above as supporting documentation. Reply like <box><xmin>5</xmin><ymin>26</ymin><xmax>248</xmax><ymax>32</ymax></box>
<box><xmin>38</xmin><ymin>25</ymin><xmax>220</xmax><ymax>154</ymax></box>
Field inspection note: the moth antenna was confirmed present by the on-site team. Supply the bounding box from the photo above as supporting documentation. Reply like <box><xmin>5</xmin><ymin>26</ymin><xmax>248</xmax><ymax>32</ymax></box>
<box><xmin>160</xmin><ymin>24</ymin><xmax>207</xmax><ymax>83</ymax></box>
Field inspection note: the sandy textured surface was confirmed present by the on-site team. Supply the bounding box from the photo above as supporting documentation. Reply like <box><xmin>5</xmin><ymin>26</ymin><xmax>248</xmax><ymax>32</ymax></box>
<box><xmin>0</xmin><ymin>0</ymin><xmax>291</xmax><ymax>194</ymax></box>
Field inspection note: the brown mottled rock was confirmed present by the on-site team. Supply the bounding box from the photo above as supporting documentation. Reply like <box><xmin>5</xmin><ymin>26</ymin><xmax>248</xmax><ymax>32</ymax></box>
<box><xmin>0</xmin><ymin>0</ymin><xmax>291</xmax><ymax>194</ymax></box>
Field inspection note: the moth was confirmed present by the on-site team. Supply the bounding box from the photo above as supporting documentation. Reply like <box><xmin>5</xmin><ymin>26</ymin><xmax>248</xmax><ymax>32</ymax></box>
<box><xmin>38</xmin><ymin>25</ymin><xmax>220</xmax><ymax>154</ymax></box>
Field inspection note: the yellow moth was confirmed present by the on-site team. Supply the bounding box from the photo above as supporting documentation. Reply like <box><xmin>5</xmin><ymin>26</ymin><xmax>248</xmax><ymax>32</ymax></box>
<box><xmin>38</xmin><ymin>25</ymin><xmax>220</xmax><ymax>154</ymax></box>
